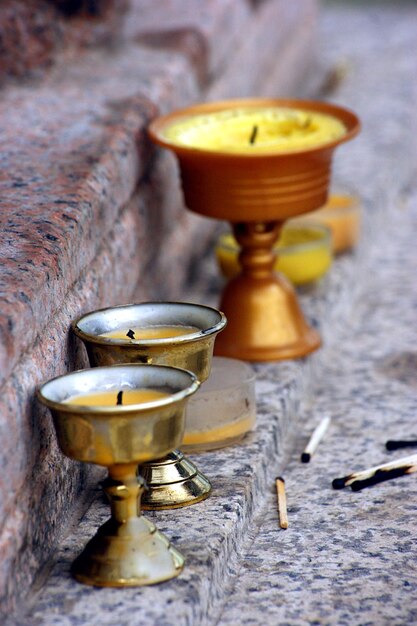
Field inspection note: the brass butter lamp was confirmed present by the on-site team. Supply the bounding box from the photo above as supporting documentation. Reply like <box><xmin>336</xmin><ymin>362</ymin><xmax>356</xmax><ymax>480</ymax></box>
<box><xmin>72</xmin><ymin>302</ymin><xmax>226</xmax><ymax>509</ymax></box>
<box><xmin>38</xmin><ymin>364</ymin><xmax>199</xmax><ymax>587</ymax></box>
<box><xmin>148</xmin><ymin>98</ymin><xmax>360</xmax><ymax>361</ymax></box>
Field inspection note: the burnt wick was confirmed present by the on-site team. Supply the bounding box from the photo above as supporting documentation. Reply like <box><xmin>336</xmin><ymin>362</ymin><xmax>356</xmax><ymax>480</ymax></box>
<box><xmin>249</xmin><ymin>125</ymin><xmax>258</xmax><ymax>145</ymax></box>
<box><xmin>116</xmin><ymin>391</ymin><xmax>123</xmax><ymax>405</ymax></box>
<box><xmin>126</xmin><ymin>329</ymin><xmax>135</xmax><ymax>340</ymax></box>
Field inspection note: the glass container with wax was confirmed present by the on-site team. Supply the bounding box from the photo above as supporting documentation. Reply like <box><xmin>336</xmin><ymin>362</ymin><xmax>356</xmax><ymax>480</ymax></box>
<box><xmin>38</xmin><ymin>364</ymin><xmax>199</xmax><ymax>587</ymax></box>
<box><xmin>183</xmin><ymin>357</ymin><xmax>256</xmax><ymax>453</ymax></box>
<box><xmin>293</xmin><ymin>192</ymin><xmax>361</xmax><ymax>254</ymax></box>
<box><xmin>215</xmin><ymin>223</ymin><xmax>332</xmax><ymax>286</ymax></box>
<box><xmin>149</xmin><ymin>98</ymin><xmax>360</xmax><ymax>362</ymax></box>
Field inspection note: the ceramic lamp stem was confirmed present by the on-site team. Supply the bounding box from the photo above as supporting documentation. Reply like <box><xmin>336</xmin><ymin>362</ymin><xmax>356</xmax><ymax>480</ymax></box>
<box><xmin>234</xmin><ymin>221</ymin><xmax>282</xmax><ymax>278</ymax></box>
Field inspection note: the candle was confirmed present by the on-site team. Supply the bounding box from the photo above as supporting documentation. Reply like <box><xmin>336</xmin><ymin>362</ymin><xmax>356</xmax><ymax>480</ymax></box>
<box><xmin>73</xmin><ymin>303</ymin><xmax>227</xmax><ymax>387</ymax></box>
<box><xmin>163</xmin><ymin>106</ymin><xmax>346</xmax><ymax>153</ymax></box>
<box><xmin>294</xmin><ymin>193</ymin><xmax>361</xmax><ymax>253</ymax></box>
<box><xmin>183</xmin><ymin>416</ymin><xmax>255</xmax><ymax>450</ymax></box>
<box><xmin>65</xmin><ymin>389</ymin><xmax>169</xmax><ymax>407</ymax></box>
<box><xmin>215</xmin><ymin>223</ymin><xmax>332</xmax><ymax>286</ymax></box>
<box><xmin>101</xmin><ymin>325</ymin><xmax>199</xmax><ymax>341</ymax></box>
<box><xmin>182</xmin><ymin>356</ymin><xmax>256</xmax><ymax>453</ymax></box>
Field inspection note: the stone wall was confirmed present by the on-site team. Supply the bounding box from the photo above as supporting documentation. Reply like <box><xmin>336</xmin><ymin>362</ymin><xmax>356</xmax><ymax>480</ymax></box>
<box><xmin>0</xmin><ymin>0</ymin><xmax>318</xmax><ymax>617</ymax></box>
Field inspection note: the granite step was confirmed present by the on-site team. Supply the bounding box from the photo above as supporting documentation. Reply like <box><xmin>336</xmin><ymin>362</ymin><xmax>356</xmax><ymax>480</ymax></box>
<box><xmin>10</xmin><ymin>244</ymin><xmax>365</xmax><ymax>626</ymax></box>
<box><xmin>8</xmin><ymin>2</ymin><xmax>417</xmax><ymax>624</ymax></box>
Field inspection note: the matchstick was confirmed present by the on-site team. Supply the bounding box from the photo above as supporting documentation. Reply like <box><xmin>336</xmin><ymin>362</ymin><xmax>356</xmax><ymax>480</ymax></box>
<box><xmin>332</xmin><ymin>454</ymin><xmax>417</xmax><ymax>490</ymax></box>
<box><xmin>351</xmin><ymin>465</ymin><xmax>417</xmax><ymax>491</ymax></box>
<box><xmin>386</xmin><ymin>440</ymin><xmax>417</xmax><ymax>451</ymax></box>
<box><xmin>301</xmin><ymin>415</ymin><xmax>331</xmax><ymax>463</ymax></box>
<box><xmin>275</xmin><ymin>477</ymin><xmax>288</xmax><ymax>529</ymax></box>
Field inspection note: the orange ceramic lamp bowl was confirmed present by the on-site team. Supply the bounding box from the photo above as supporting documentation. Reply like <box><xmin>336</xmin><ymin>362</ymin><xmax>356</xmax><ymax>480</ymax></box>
<box><xmin>149</xmin><ymin>99</ymin><xmax>360</xmax><ymax>361</ymax></box>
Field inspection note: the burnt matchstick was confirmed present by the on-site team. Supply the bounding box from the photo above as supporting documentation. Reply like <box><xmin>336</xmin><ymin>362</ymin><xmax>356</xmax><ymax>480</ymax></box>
<box><xmin>351</xmin><ymin>465</ymin><xmax>417</xmax><ymax>491</ymax></box>
<box><xmin>249</xmin><ymin>125</ymin><xmax>258</xmax><ymax>145</ymax></box>
<box><xmin>126</xmin><ymin>329</ymin><xmax>135</xmax><ymax>340</ymax></box>
<box><xmin>275</xmin><ymin>477</ymin><xmax>288</xmax><ymax>529</ymax></box>
<box><xmin>116</xmin><ymin>391</ymin><xmax>123</xmax><ymax>406</ymax></box>
<box><xmin>386</xmin><ymin>440</ymin><xmax>417</xmax><ymax>451</ymax></box>
<box><xmin>332</xmin><ymin>454</ymin><xmax>417</xmax><ymax>490</ymax></box>
<box><xmin>301</xmin><ymin>415</ymin><xmax>331</xmax><ymax>463</ymax></box>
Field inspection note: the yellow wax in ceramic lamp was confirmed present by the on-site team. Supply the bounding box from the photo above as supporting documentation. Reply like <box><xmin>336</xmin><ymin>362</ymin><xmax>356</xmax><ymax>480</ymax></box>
<box><xmin>164</xmin><ymin>107</ymin><xmax>346</xmax><ymax>153</ymax></box>
<box><xmin>101</xmin><ymin>325</ymin><xmax>199</xmax><ymax>341</ymax></box>
<box><xmin>65</xmin><ymin>389</ymin><xmax>168</xmax><ymax>407</ymax></box>
<box><xmin>216</xmin><ymin>224</ymin><xmax>332</xmax><ymax>286</ymax></box>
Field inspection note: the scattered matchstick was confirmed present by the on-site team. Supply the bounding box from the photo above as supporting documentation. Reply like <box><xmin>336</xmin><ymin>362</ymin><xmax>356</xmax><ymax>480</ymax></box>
<box><xmin>116</xmin><ymin>391</ymin><xmax>123</xmax><ymax>405</ymax></box>
<box><xmin>332</xmin><ymin>454</ymin><xmax>417</xmax><ymax>490</ymax></box>
<box><xmin>126</xmin><ymin>329</ymin><xmax>135</xmax><ymax>340</ymax></box>
<box><xmin>351</xmin><ymin>465</ymin><xmax>417</xmax><ymax>491</ymax></box>
<box><xmin>386</xmin><ymin>439</ymin><xmax>417</xmax><ymax>451</ymax></box>
<box><xmin>275</xmin><ymin>477</ymin><xmax>288</xmax><ymax>529</ymax></box>
<box><xmin>301</xmin><ymin>415</ymin><xmax>331</xmax><ymax>463</ymax></box>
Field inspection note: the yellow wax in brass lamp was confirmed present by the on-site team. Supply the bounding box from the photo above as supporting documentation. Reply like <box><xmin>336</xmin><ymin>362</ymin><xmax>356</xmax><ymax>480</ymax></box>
<box><xmin>101</xmin><ymin>325</ymin><xmax>199</xmax><ymax>341</ymax></box>
<box><xmin>65</xmin><ymin>389</ymin><xmax>168</xmax><ymax>407</ymax></box>
<box><xmin>163</xmin><ymin>107</ymin><xmax>346</xmax><ymax>153</ymax></box>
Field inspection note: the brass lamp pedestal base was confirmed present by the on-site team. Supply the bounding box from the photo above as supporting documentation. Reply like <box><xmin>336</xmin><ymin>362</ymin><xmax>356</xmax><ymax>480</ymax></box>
<box><xmin>214</xmin><ymin>221</ymin><xmax>321</xmax><ymax>362</ymax></box>
<box><xmin>140</xmin><ymin>450</ymin><xmax>212</xmax><ymax>510</ymax></box>
<box><xmin>215</xmin><ymin>270</ymin><xmax>321</xmax><ymax>361</ymax></box>
<box><xmin>72</xmin><ymin>470</ymin><xmax>184</xmax><ymax>587</ymax></box>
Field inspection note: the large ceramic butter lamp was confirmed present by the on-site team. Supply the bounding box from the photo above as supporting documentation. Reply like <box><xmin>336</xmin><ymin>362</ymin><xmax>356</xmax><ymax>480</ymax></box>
<box><xmin>72</xmin><ymin>302</ymin><xmax>226</xmax><ymax>509</ymax></box>
<box><xmin>38</xmin><ymin>364</ymin><xmax>199</xmax><ymax>587</ymax></box>
<box><xmin>149</xmin><ymin>99</ymin><xmax>360</xmax><ymax>361</ymax></box>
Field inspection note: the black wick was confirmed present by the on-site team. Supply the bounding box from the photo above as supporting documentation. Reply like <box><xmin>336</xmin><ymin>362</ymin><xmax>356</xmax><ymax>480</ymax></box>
<box><xmin>249</xmin><ymin>125</ymin><xmax>258</xmax><ymax>145</ymax></box>
<box><xmin>116</xmin><ymin>391</ymin><xmax>123</xmax><ymax>406</ymax></box>
<box><xmin>126</xmin><ymin>329</ymin><xmax>135</xmax><ymax>340</ymax></box>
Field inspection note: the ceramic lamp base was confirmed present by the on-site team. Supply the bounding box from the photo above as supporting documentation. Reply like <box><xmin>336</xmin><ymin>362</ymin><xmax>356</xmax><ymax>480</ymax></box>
<box><xmin>140</xmin><ymin>450</ymin><xmax>212</xmax><ymax>509</ymax></box>
<box><xmin>214</xmin><ymin>271</ymin><xmax>321</xmax><ymax>361</ymax></box>
<box><xmin>72</xmin><ymin>516</ymin><xmax>184</xmax><ymax>587</ymax></box>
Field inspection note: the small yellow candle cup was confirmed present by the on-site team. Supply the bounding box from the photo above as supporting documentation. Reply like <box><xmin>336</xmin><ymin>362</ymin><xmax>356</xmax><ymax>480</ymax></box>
<box><xmin>215</xmin><ymin>223</ymin><xmax>332</xmax><ymax>285</ymax></box>
<box><xmin>294</xmin><ymin>193</ymin><xmax>361</xmax><ymax>253</ymax></box>
<box><xmin>182</xmin><ymin>356</ymin><xmax>256</xmax><ymax>453</ymax></box>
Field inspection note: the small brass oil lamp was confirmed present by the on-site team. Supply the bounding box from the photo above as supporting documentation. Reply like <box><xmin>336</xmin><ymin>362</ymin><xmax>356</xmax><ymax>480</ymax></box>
<box><xmin>38</xmin><ymin>364</ymin><xmax>199</xmax><ymax>587</ymax></box>
<box><xmin>72</xmin><ymin>302</ymin><xmax>226</xmax><ymax>509</ymax></box>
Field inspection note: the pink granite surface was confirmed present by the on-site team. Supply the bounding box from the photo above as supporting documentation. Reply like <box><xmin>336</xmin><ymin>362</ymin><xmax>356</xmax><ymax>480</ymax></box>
<box><xmin>0</xmin><ymin>0</ymin><xmax>128</xmax><ymax>82</ymax></box>
<box><xmin>0</xmin><ymin>45</ymin><xmax>198</xmax><ymax>391</ymax></box>
<box><xmin>208</xmin><ymin>0</ymin><xmax>317</xmax><ymax>100</ymax></box>
<box><xmin>0</xmin><ymin>0</ymin><xmax>319</xmax><ymax>615</ymax></box>
<box><xmin>125</xmin><ymin>0</ymin><xmax>251</xmax><ymax>78</ymax></box>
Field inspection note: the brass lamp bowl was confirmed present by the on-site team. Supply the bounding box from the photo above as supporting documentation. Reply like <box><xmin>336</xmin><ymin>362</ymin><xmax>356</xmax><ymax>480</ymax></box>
<box><xmin>72</xmin><ymin>302</ymin><xmax>226</xmax><ymax>379</ymax></box>
<box><xmin>72</xmin><ymin>302</ymin><xmax>227</xmax><ymax>509</ymax></box>
<box><xmin>38</xmin><ymin>364</ymin><xmax>199</xmax><ymax>587</ymax></box>
<box><xmin>149</xmin><ymin>98</ymin><xmax>360</xmax><ymax>361</ymax></box>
